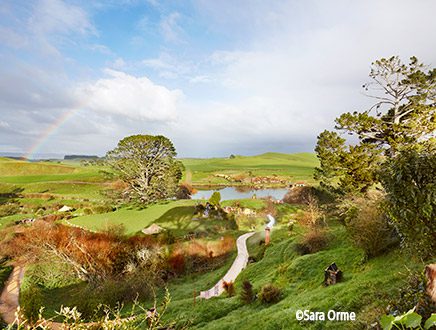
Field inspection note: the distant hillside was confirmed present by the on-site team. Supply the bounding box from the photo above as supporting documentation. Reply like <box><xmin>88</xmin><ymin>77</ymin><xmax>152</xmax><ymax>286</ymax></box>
<box><xmin>64</xmin><ymin>155</ymin><xmax>99</xmax><ymax>160</ymax></box>
<box><xmin>180</xmin><ymin>152</ymin><xmax>318</xmax><ymax>186</ymax></box>
<box><xmin>0</xmin><ymin>158</ymin><xmax>76</xmax><ymax>177</ymax></box>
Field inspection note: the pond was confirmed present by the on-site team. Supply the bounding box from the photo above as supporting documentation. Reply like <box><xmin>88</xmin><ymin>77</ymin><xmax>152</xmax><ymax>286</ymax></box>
<box><xmin>191</xmin><ymin>186</ymin><xmax>289</xmax><ymax>201</ymax></box>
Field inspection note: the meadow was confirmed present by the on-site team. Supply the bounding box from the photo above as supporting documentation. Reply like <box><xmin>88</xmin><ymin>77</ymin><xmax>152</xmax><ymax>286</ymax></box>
<box><xmin>181</xmin><ymin>152</ymin><xmax>318</xmax><ymax>186</ymax></box>
<box><xmin>0</xmin><ymin>153</ymin><xmax>428</xmax><ymax>329</ymax></box>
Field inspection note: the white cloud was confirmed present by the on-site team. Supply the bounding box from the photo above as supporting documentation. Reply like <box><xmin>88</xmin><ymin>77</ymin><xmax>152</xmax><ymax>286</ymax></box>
<box><xmin>0</xmin><ymin>121</ymin><xmax>9</xmax><ymax>128</ymax></box>
<box><xmin>141</xmin><ymin>53</ymin><xmax>193</xmax><ymax>79</ymax></box>
<box><xmin>29</xmin><ymin>0</ymin><xmax>96</xmax><ymax>36</ymax></box>
<box><xmin>89</xmin><ymin>44</ymin><xmax>112</xmax><ymax>55</ymax></box>
<box><xmin>78</xmin><ymin>69</ymin><xmax>183</xmax><ymax>121</ymax></box>
<box><xmin>110</xmin><ymin>57</ymin><xmax>126</xmax><ymax>69</ymax></box>
<box><xmin>189</xmin><ymin>75</ymin><xmax>211</xmax><ymax>84</ymax></box>
<box><xmin>0</xmin><ymin>27</ymin><xmax>28</xmax><ymax>49</ymax></box>
<box><xmin>160</xmin><ymin>12</ymin><xmax>184</xmax><ymax>43</ymax></box>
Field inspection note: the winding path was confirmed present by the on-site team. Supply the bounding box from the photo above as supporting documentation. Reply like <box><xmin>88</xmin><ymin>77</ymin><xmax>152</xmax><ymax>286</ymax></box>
<box><xmin>199</xmin><ymin>214</ymin><xmax>276</xmax><ymax>299</ymax></box>
<box><xmin>0</xmin><ymin>265</ymin><xmax>24</xmax><ymax>324</ymax></box>
<box><xmin>199</xmin><ymin>232</ymin><xmax>255</xmax><ymax>299</ymax></box>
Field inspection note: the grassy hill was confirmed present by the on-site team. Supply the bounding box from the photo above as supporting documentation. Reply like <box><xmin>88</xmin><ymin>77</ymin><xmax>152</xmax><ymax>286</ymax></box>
<box><xmin>155</xmin><ymin>209</ymin><xmax>425</xmax><ymax>329</ymax></box>
<box><xmin>181</xmin><ymin>152</ymin><xmax>318</xmax><ymax>186</ymax></box>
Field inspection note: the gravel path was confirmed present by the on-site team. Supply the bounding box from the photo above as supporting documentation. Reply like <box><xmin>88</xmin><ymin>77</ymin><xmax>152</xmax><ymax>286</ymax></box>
<box><xmin>0</xmin><ymin>265</ymin><xmax>24</xmax><ymax>324</ymax></box>
<box><xmin>199</xmin><ymin>231</ymin><xmax>255</xmax><ymax>299</ymax></box>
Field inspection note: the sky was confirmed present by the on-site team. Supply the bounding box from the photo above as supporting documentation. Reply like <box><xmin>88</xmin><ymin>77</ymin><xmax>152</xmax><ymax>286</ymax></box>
<box><xmin>0</xmin><ymin>0</ymin><xmax>435</xmax><ymax>158</ymax></box>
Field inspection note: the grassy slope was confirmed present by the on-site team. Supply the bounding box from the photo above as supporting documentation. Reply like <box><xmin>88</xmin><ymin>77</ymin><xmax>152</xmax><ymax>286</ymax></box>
<box><xmin>70</xmin><ymin>199</ymin><xmax>268</xmax><ymax>235</ymax></box>
<box><xmin>70</xmin><ymin>200</ymin><xmax>197</xmax><ymax>234</ymax></box>
<box><xmin>157</xmin><ymin>209</ymin><xmax>424</xmax><ymax>330</ymax></box>
<box><xmin>181</xmin><ymin>152</ymin><xmax>318</xmax><ymax>186</ymax></box>
<box><xmin>0</xmin><ymin>159</ymin><xmax>109</xmax><ymax>225</ymax></box>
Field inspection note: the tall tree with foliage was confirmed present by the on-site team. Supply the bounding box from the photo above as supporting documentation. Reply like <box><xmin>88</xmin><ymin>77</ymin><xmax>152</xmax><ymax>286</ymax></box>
<box><xmin>106</xmin><ymin>134</ymin><xmax>183</xmax><ymax>204</ymax></box>
<box><xmin>379</xmin><ymin>140</ymin><xmax>436</xmax><ymax>258</ymax></box>
<box><xmin>315</xmin><ymin>56</ymin><xmax>435</xmax><ymax>195</ymax></box>
<box><xmin>314</xmin><ymin>131</ymin><xmax>382</xmax><ymax>194</ymax></box>
<box><xmin>336</xmin><ymin>56</ymin><xmax>435</xmax><ymax>154</ymax></box>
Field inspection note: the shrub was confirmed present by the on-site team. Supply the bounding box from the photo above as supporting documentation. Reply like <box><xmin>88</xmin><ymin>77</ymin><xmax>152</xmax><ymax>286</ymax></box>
<box><xmin>345</xmin><ymin>196</ymin><xmax>399</xmax><ymax>258</ymax></box>
<box><xmin>92</xmin><ymin>205</ymin><xmax>116</xmax><ymax>214</ymax></box>
<box><xmin>222</xmin><ymin>281</ymin><xmax>235</xmax><ymax>297</ymax></box>
<box><xmin>295</xmin><ymin>229</ymin><xmax>329</xmax><ymax>255</ymax></box>
<box><xmin>388</xmin><ymin>270</ymin><xmax>436</xmax><ymax>322</ymax></box>
<box><xmin>168</xmin><ymin>253</ymin><xmax>186</xmax><ymax>275</ymax></box>
<box><xmin>283</xmin><ymin>186</ymin><xmax>314</xmax><ymax>204</ymax></box>
<box><xmin>20</xmin><ymin>283</ymin><xmax>44</xmax><ymax>323</ymax></box>
<box><xmin>225</xmin><ymin>213</ymin><xmax>238</xmax><ymax>230</ymax></box>
<box><xmin>0</xmin><ymin>203</ymin><xmax>20</xmax><ymax>217</ymax></box>
<box><xmin>176</xmin><ymin>183</ymin><xmax>193</xmax><ymax>199</ymax></box>
<box><xmin>294</xmin><ymin>193</ymin><xmax>325</xmax><ymax>228</ymax></box>
<box><xmin>250</xmin><ymin>244</ymin><xmax>266</xmax><ymax>262</ymax></box>
<box><xmin>240</xmin><ymin>280</ymin><xmax>255</xmax><ymax>303</ymax></box>
<box><xmin>83</xmin><ymin>208</ymin><xmax>93</xmax><ymax>215</ymax></box>
<box><xmin>259</xmin><ymin>283</ymin><xmax>281</xmax><ymax>304</ymax></box>
<box><xmin>208</xmin><ymin>191</ymin><xmax>221</xmax><ymax>206</ymax></box>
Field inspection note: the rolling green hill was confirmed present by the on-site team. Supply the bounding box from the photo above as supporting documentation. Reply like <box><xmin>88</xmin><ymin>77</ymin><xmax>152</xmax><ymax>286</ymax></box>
<box><xmin>181</xmin><ymin>152</ymin><xmax>318</xmax><ymax>186</ymax></box>
<box><xmin>157</xmin><ymin>212</ymin><xmax>425</xmax><ymax>330</ymax></box>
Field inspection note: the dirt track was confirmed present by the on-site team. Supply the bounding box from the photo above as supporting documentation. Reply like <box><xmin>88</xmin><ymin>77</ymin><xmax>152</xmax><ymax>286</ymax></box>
<box><xmin>199</xmin><ymin>231</ymin><xmax>255</xmax><ymax>299</ymax></box>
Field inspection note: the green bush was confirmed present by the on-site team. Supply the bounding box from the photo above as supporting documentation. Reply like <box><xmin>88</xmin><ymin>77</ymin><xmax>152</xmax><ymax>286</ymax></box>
<box><xmin>0</xmin><ymin>260</ymin><xmax>13</xmax><ymax>292</ymax></box>
<box><xmin>92</xmin><ymin>205</ymin><xmax>116</xmax><ymax>214</ymax></box>
<box><xmin>240</xmin><ymin>280</ymin><xmax>255</xmax><ymax>303</ymax></box>
<box><xmin>345</xmin><ymin>197</ymin><xmax>399</xmax><ymax>258</ymax></box>
<box><xmin>20</xmin><ymin>283</ymin><xmax>44</xmax><ymax>322</ymax></box>
<box><xmin>259</xmin><ymin>283</ymin><xmax>282</xmax><ymax>304</ymax></box>
<box><xmin>388</xmin><ymin>271</ymin><xmax>436</xmax><ymax>323</ymax></box>
<box><xmin>208</xmin><ymin>191</ymin><xmax>221</xmax><ymax>206</ymax></box>
<box><xmin>379</xmin><ymin>141</ymin><xmax>436</xmax><ymax>259</ymax></box>
<box><xmin>295</xmin><ymin>229</ymin><xmax>329</xmax><ymax>255</ymax></box>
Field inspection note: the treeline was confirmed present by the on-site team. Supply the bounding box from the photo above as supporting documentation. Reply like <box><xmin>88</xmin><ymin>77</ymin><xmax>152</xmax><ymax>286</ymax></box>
<box><xmin>314</xmin><ymin>56</ymin><xmax>435</xmax><ymax>323</ymax></box>
<box><xmin>315</xmin><ymin>56</ymin><xmax>435</xmax><ymax>258</ymax></box>
<box><xmin>64</xmin><ymin>155</ymin><xmax>99</xmax><ymax>160</ymax></box>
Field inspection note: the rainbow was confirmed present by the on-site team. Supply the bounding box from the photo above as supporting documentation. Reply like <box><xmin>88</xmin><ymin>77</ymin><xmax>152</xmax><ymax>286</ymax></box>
<box><xmin>24</xmin><ymin>108</ymin><xmax>79</xmax><ymax>160</ymax></box>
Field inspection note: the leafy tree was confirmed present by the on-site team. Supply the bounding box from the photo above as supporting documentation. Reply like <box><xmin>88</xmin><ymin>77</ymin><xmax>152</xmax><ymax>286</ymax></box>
<box><xmin>335</xmin><ymin>56</ymin><xmax>435</xmax><ymax>155</ymax></box>
<box><xmin>208</xmin><ymin>191</ymin><xmax>221</xmax><ymax>206</ymax></box>
<box><xmin>315</xmin><ymin>56</ymin><xmax>435</xmax><ymax>195</ymax></box>
<box><xmin>106</xmin><ymin>134</ymin><xmax>183</xmax><ymax>204</ymax></box>
<box><xmin>314</xmin><ymin>131</ymin><xmax>382</xmax><ymax>194</ymax></box>
<box><xmin>314</xmin><ymin>130</ymin><xmax>346</xmax><ymax>192</ymax></box>
<box><xmin>379</xmin><ymin>140</ymin><xmax>436</xmax><ymax>258</ymax></box>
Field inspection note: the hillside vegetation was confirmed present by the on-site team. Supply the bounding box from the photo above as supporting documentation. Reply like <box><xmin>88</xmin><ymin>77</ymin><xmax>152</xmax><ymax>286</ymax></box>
<box><xmin>181</xmin><ymin>153</ymin><xmax>318</xmax><ymax>186</ymax></box>
<box><xmin>158</xmin><ymin>216</ymin><xmax>425</xmax><ymax>329</ymax></box>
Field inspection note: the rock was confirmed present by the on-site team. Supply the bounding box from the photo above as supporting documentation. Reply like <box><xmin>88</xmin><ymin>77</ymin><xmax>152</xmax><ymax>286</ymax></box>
<box><xmin>142</xmin><ymin>224</ymin><xmax>164</xmax><ymax>235</ymax></box>
<box><xmin>58</xmin><ymin>205</ymin><xmax>73</xmax><ymax>212</ymax></box>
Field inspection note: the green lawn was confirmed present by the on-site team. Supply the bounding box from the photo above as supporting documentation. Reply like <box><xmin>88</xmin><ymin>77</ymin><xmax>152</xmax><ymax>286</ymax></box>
<box><xmin>69</xmin><ymin>200</ymin><xmax>198</xmax><ymax>234</ymax></box>
<box><xmin>181</xmin><ymin>152</ymin><xmax>318</xmax><ymax>186</ymax></box>
<box><xmin>69</xmin><ymin>199</ymin><xmax>269</xmax><ymax>236</ymax></box>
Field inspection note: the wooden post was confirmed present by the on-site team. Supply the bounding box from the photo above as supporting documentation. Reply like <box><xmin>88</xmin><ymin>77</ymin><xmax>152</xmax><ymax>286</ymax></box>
<box><xmin>265</xmin><ymin>227</ymin><xmax>271</xmax><ymax>245</ymax></box>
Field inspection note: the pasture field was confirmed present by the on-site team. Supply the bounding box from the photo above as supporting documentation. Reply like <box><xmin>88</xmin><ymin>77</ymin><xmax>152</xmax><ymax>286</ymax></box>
<box><xmin>69</xmin><ymin>198</ymin><xmax>269</xmax><ymax>235</ymax></box>
<box><xmin>181</xmin><ymin>152</ymin><xmax>318</xmax><ymax>186</ymax></box>
<box><xmin>0</xmin><ymin>155</ymin><xmax>428</xmax><ymax>329</ymax></box>
<box><xmin>0</xmin><ymin>153</ymin><xmax>315</xmax><ymax>230</ymax></box>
